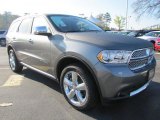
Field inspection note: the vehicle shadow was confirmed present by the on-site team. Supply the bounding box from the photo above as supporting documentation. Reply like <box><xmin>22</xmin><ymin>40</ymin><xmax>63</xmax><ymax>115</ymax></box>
<box><xmin>21</xmin><ymin>68</ymin><xmax>160</xmax><ymax>120</ymax></box>
<box><xmin>21</xmin><ymin>68</ymin><xmax>61</xmax><ymax>93</ymax></box>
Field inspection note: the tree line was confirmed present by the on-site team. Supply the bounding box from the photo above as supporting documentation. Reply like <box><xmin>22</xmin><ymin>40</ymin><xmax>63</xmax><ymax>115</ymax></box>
<box><xmin>0</xmin><ymin>12</ymin><xmax>19</xmax><ymax>30</ymax></box>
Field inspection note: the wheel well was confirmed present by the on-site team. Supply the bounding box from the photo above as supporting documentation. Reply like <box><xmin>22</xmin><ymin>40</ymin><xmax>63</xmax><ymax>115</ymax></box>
<box><xmin>56</xmin><ymin>57</ymin><xmax>101</xmax><ymax>99</ymax></box>
<box><xmin>7</xmin><ymin>46</ymin><xmax>13</xmax><ymax>54</ymax></box>
<box><xmin>57</xmin><ymin>57</ymin><xmax>91</xmax><ymax>80</ymax></box>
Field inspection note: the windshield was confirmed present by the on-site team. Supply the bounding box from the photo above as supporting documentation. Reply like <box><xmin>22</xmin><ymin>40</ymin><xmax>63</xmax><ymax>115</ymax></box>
<box><xmin>0</xmin><ymin>31</ymin><xmax>6</xmax><ymax>34</ymax></box>
<box><xmin>128</xmin><ymin>31</ymin><xmax>138</xmax><ymax>36</ymax></box>
<box><xmin>48</xmin><ymin>15</ymin><xmax>102</xmax><ymax>32</ymax></box>
<box><xmin>144</xmin><ymin>31</ymin><xmax>160</xmax><ymax>37</ymax></box>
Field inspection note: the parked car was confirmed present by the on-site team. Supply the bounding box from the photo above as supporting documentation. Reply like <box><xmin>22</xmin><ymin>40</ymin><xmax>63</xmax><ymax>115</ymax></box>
<box><xmin>0</xmin><ymin>30</ymin><xmax>7</xmax><ymax>46</ymax></box>
<box><xmin>128</xmin><ymin>30</ymin><xmax>151</xmax><ymax>37</ymax></box>
<box><xmin>155</xmin><ymin>38</ymin><xmax>160</xmax><ymax>52</ymax></box>
<box><xmin>138</xmin><ymin>31</ymin><xmax>160</xmax><ymax>45</ymax></box>
<box><xmin>118</xmin><ymin>31</ymin><xmax>131</xmax><ymax>35</ymax></box>
<box><xmin>7</xmin><ymin>14</ymin><xmax>156</xmax><ymax>110</ymax></box>
<box><xmin>106</xmin><ymin>30</ymin><xmax>120</xmax><ymax>34</ymax></box>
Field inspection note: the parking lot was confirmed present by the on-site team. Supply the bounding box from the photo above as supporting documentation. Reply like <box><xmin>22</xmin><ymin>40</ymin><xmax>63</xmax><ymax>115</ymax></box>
<box><xmin>0</xmin><ymin>47</ymin><xmax>160</xmax><ymax>120</ymax></box>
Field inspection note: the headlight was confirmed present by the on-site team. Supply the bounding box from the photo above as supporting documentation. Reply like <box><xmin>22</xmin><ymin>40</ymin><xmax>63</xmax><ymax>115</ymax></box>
<box><xmin>97</xmin><ymin>50</ymin><xmax>132</xmax><ymax>63</ymax></box>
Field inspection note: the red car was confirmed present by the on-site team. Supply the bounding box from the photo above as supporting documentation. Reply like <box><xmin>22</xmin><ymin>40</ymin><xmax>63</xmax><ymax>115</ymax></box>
<box><xmin>155</xmin><ymin>38</ymin><xmax>160</xmax><ymax>51</ymax></box>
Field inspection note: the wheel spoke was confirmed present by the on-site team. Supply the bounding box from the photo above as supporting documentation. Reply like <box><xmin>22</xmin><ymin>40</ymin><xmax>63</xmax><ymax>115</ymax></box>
<box><xmin>76</xmin><ymin>83</ymin><xmax>86</xmax><ymax>91</ymax></box>
<box><xmin>9</xmin><ymin>52</ymin><xmax>16</xmax><ymax>70</ymax></box>
<box><xmin>64</xmin><ymin>78</ymin><xmax>72</xmax><ymax>87</ymax></box>
<box><xmin>67</xmin><ymin>89</ymin><xmax>75</xmax><ymax>99</ymax></box>
<box><xmin>63</xmin><ymin>70</ymin><xmax>88</xmax><ymax>107</ymax></box>
<box><xmin>72</xmin><ymin>72</ymin><xmax>77</xmax><ymax>84</ymax></box>
<box><xmin>75</xmin><ymin>90</ymin><xmax>83</xmax><ymax>104</ymax></box>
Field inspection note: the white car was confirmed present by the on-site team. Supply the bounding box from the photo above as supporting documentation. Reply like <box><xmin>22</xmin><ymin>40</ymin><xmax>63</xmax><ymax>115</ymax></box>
<box><xmin>138</xmin><ymin>31</ymin><xmax>160</xmax><ymax>45</ymax></box>
<box><xmin>0</xmin><ymin>30</ymin><xmax>7</xmax><ymax>46</ymax></box>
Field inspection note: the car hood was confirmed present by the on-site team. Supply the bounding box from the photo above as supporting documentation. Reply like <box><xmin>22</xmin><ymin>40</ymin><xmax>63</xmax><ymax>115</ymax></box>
<box><xmin>138</xmin><ymin>36</ymin><xmax>157</xmax><ymax>41</ymax></box>
<box><xmin>66</xmin><ymin>32</ymin><xmax>152</xmax><ymax>51</ymax></box>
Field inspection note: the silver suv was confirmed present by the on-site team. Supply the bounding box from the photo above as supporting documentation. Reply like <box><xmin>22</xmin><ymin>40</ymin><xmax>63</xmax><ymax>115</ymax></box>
<box><xmin>6</xmin><ymin>14</ymin><xmax>156</xmax><ymax>110</ymax></box>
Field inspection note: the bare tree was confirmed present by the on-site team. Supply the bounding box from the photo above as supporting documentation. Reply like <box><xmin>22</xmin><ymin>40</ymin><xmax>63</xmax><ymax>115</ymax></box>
<box><xmin>133</xmin><ymin>0</ymin><xmax>160</xmax><ymax>18</ymax></box>
<box><xmin>114</xmin><ymin>16</ymin><xmax>125</xmax><ymax>31</ymax></box>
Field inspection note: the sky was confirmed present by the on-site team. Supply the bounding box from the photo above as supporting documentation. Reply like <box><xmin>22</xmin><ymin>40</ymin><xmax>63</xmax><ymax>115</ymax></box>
<box><xmin>0</xmin><ymin>0</ymin><xmax>159</xmax><ymax>30</ymax></box>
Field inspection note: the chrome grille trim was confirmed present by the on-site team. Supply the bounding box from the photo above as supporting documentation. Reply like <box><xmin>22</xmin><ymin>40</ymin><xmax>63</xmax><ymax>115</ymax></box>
<box><xmin>128</xmin><ymin>48</ymin><xmax>154</xmax><ymax>70</ymax></box>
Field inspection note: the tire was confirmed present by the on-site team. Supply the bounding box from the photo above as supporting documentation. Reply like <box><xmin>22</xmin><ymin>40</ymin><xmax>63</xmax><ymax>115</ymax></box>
<box><xmin>8</xmin><ymin>49</ymin><xmax>23</xmax><ymax>73</ymax></box>
<box><xmin>60</xmin><ymin>64</ymin><xmax>98</xmax><ymax>110</ymax></box>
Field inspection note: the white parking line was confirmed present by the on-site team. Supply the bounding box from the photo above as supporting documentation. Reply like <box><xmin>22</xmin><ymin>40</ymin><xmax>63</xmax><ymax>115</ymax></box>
<box><xmin>0</xmin><ymin>103</ymin><xmax>13</xmax><ymax>107</ymax></box>
<box><xmin>1</xmin><ymin>75</ymin><xmax>24</xmax><ymax>87</ymax></box>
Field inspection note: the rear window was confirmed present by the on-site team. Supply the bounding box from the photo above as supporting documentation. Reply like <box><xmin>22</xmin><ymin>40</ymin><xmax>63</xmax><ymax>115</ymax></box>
<box><xmin>8</xmin><ymin>21</ymin><xmax>21</xmax><ymax>33</ymax></box>
<box><xmin>18</xmin><ymin>18</ymin><xmax>33</xmax><ymax>34</ymax></box>
<box><xmin>145</xmin><ymin>32</ymin><xmax>160</xmax><ymax>37</ymax></box>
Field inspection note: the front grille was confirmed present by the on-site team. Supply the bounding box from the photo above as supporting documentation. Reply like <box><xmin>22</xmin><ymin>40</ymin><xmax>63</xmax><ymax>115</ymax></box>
<box><xmin>129</xmin><ymin>48</ymin><xmax>153</xmax><ymax>70</ymax></box>
<box><xmin>129</xmin><ymin>58</ymin><xmax>148</xmax><ymax>70</ymax></box>
<box><xmin>131</xmin><ymin>49</ymin><xmax>148</xmax><ymax>58</ymax></box>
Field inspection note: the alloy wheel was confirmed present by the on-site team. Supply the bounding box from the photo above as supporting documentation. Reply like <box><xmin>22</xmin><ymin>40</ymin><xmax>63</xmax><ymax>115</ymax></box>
<box><xmin>63</xmin><ymin>71</ymin><xmax>88</xmax><ymax>107</ymax></box>
<box><xmin>9</xmin><ymin>51</ymin><xmax>16</xmax><ymax>70</ymax></box>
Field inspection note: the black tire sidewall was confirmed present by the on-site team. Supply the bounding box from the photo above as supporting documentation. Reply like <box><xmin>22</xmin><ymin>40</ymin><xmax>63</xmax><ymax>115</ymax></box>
<box><xmin>9</xmin><ymin>49</ymin><xmax>23</xmax><ymax>72</ymax></box>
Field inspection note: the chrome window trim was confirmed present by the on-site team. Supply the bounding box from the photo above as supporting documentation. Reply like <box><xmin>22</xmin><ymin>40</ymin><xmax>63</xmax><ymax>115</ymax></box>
<box><xmin>20</xmin><ymin>62</ymin><xmax>57</xmax><ymax>81</ymax></box>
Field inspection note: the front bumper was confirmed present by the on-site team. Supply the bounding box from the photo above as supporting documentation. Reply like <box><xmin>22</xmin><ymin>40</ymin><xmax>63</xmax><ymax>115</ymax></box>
<box><xmin>94</xmin><ymin>58</ymin><xmax>156</xmax><ymax>102</ymax></box>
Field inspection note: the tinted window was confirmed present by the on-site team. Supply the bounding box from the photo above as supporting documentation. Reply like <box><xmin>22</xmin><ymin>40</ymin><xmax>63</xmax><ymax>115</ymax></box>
<box><xmin>48</xmin><ymin>15</ymin><xmax>102</xmax><ymax>32</ymax></box>
<box><xmin>128</xmin><ymin>31</ymin><xmax>138</xmax><ymax>37</ymax></box>
<box><xmin>137</xmin><ymin>32</ymin><xmax>143</xmax><ymax>36</ymax></box>
<box><xmin>8</xmin><ymin>21</ymin><xmax>21</xmax><ymax>33</ymax></box>
<box><xmin>32</xmin><ymin>17</ymin><xmax>50</xmax><ymax>33</ymax></box>
<box><xmin>18</xmin><ymin>18</ymin><xmax>33</xmax><ymax>34</ymax></box>
<box><xmin>145</xmin><ymin>32</ymin><xmax>160</xmax><ymax>37</ymax></box>
<box><xmin>0</xmin><ymin>31</ymin><xmax>5</xmax><ymax>34</ymax></box>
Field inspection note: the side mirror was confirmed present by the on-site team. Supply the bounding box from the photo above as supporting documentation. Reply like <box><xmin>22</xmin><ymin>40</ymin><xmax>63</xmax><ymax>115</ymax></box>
<box><xmin>34</xmin><ymin>26</ymin><xmax>52</xmax><ymax>36</ymax></box>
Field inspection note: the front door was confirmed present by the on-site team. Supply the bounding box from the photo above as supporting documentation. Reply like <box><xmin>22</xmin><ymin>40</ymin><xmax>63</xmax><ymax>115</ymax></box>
<box><xmin>29</xmin><ymin>16</ymin><xmax>52</xmax><ymax>74</ymax></box>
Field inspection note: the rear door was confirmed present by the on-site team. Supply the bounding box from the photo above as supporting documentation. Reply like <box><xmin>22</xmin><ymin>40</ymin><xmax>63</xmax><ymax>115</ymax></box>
<box><xmin>14</xmin><ymin>17</ymin><xmax>33</xmax><ymax>64</ymax></box>
<box><xmin>28</xmin><ymin>16</ymin><xmax>52</xmax><ymax>73</ymax></box>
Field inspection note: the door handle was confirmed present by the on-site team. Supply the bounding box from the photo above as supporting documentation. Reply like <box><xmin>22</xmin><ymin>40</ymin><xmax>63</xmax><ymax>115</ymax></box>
<box><xmin>28</xmin><ymin>39</ymin><xmax>33</xmax><ymax>43</ymax></box>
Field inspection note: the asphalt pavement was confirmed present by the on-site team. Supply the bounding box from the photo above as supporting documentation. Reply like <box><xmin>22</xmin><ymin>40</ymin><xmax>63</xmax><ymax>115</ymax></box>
<box><xmin>0</xmin><ymin>47</ymin><xmax>160</xmax><ymax>120</ymax></box>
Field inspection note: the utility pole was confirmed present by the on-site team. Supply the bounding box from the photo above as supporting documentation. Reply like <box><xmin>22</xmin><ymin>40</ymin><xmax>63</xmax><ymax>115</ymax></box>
<box><xmin>4</xmin><ymin>11</ymin><xmax>8</xmax><ymax>30</ymax></box>
<box><xmin>125</xmin><ymin>0</ymin><xmax>128</xmax><ymax>30</ymax></box>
